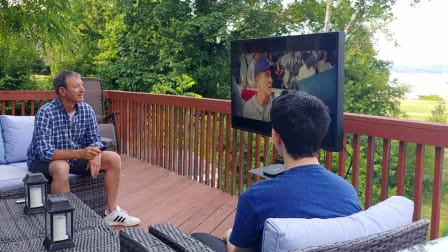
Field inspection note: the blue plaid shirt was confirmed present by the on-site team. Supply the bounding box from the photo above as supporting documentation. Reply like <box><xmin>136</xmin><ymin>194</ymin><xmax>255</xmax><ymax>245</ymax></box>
<box><xmin>27</xmin><ymin>98</ymin><xmax>103</xmax><ymax>166</ymax></box>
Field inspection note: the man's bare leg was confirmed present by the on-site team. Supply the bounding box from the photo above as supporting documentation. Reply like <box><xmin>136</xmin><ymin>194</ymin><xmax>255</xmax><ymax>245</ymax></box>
<box><xmin>49</xmin><ymin>160</ymin><xmax>71</xmax><ymax>193</ymax></box>
<box><xmin>100</xmin><ymin>151</ymin><xmax>121</xmax><ymax>213</ymax></box>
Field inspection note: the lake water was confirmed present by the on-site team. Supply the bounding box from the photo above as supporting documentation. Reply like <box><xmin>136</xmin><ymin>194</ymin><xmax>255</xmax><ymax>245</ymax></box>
<box><xmin>390</xmin><ymin>72</ymin><xmax>448</xmax><ymax>100</ymax></box>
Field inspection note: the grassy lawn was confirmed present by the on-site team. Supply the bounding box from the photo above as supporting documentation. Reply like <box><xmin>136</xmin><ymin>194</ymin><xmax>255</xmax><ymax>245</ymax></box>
<box><xmin>399</xmin><ymin>99</ymin><xmax>439</xmax><ymax>121</ymax></box>
<box><xmin>400</xmin><ymin>99</ymin><xmax>448</xmax><ymax>237</ymax></box>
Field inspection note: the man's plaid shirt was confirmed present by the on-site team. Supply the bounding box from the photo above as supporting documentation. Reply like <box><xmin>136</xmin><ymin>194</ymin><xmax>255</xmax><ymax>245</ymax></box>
<box><xmin>27</xmin><ymin>98</ymin><xmax>103</xmax><ymax>166</ymax></box>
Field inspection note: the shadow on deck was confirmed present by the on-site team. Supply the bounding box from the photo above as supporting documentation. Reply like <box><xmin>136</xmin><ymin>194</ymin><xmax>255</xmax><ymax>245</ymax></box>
<box><xmin>116</xmin><ymin>155</ymin><xmax>238</xmax><ymax>237</ymax></box>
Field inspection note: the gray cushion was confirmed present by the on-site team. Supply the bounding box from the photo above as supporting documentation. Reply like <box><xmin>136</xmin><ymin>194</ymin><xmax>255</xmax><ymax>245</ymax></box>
<box><xmin>0</xmin><ymin>162</ymin><xmax>28</xmax><ymax>190</ymax></box>
<box><xmin>262</xmin><ymin>196</ymin><xmax>414</xmax><ymax>252</ymax></box>
<box><xmin>0</xmin><ymin>162</ymin><xmax>83</xmax><ymax>191</ymax></box>
<box><xmin>0</xmin><ymin>115</ymin><xmax>35</xmax><ymax>163</ymax></box>
<box><xmin>0</xmin><ymin>121</ymin><xmax>5</xmax><ymax>164</ymax></box>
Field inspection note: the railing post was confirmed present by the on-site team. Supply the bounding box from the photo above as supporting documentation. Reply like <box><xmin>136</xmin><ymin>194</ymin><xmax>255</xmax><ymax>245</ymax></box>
<box><xmin>337</xmin><ymin>134</ymin><xmax>347</xmax><ymax>177</ymax></box>
<box><xmin>396</xmin><ymin>141</ymin><xmax>407</xmax><ymax>196</ymax></box>
<box><xmin>365</xmin><ymin>136</ymin><xmax>375</xmax><ymax>209</ymax></box>
<box><xmin>380</xmin><ymin>139</ymin><xmax>391</xmax><ymax>201</ymax></box>
<box><xmin>413</xmin><ymin>144</ymin><xmax>425</xmax><ymax>221</ymax></box>
<box><xmin>325</xmin><ymin>151</ymin><xmax>333</xmax><ymax>171</ymax></box>
<box><xmin>351</xmin><ymin>134</ymin><xmax>360</xmax><ymax>191</ymax></box>
<box><xmin>431</xmin><ymin>147</ymin><xmax>444</xmax><ymax>239</ymax></box>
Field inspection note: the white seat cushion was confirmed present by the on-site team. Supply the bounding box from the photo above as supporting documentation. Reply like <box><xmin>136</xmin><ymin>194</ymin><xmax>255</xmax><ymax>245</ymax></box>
<box><xmin>262</xmin><ymin>196</ymin><xmax>414</xmax><ymax>252</ymax></box>
<box><xmin>0</xmin><ymin>162</ymin><xmax>29</xmax><ymax>190</ymax></box>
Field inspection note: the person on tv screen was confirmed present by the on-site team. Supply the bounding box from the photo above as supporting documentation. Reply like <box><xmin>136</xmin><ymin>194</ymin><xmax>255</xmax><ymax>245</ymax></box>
<box><xmin>242</xmin><ymin>56</ymin><xmax>273</xmax><ymax>122</ymax></box>
<box><xmin>297</xmin><ymin>52</ymin><xmax>317</xmax><ymax>84</ymax></box>
<box><xmin>191</xmin><ymin>91</ymin><xmax>361</xmax><ymax>252</ymax></box>
<box><xmin>317</xmin><ymin>50</ymin><xmax>333</xmax><ymax>73</ymax></box>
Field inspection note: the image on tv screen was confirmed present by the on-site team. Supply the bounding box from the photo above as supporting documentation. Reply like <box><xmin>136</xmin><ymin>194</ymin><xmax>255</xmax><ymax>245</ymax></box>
<box><xmin>231</xmin><ymin>32</ymin><xmax>344</xmax><ymax>151</ymax></box>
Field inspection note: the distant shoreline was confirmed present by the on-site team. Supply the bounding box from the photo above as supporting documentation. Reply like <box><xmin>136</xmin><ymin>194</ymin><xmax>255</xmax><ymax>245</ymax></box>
<box><xmin>389</xmin><ymin>71</ymin><xmax>448</xmax><ymax>100</ymax></box>
<box><xmin>391</xmin><ymin>65</ymin><xmax>448</xmax><ymax>74</ymax></box>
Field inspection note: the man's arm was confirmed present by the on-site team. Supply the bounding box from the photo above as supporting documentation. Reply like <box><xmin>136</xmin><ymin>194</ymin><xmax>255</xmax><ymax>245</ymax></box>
<box><xmin>52</xmin><ymin>147</ymin><xmax>101</xmax><ymax>161</ymax></box>
<box><xmin>223</xmin><ymin>229</ymin><xmax>254</xmax><ymax>252</ymax></box>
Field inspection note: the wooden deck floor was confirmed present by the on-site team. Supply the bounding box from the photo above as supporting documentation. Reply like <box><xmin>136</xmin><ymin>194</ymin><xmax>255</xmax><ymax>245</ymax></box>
<box><xmin>115</xmin><ymin>155</ymin><xmax>238</xmax><ymax>237</ymax></box>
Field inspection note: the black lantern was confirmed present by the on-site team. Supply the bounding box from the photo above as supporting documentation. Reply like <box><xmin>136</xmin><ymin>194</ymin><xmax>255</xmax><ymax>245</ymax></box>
<box><xmin>23</xmin><ymin>172</ymin><xmax>48</xmax><ymax>214</ymax></box>
<box><xmin>43</xmin><ymin>197</ymin><xmax>75</xmax><ymax>251</ymax></box>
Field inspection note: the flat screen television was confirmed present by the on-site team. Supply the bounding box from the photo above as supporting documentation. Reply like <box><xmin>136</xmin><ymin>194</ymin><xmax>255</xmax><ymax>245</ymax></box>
<box><xmin>231</xmin><ymin>31</ymin><xmax>344</xmax><ymax>152</ymax></box>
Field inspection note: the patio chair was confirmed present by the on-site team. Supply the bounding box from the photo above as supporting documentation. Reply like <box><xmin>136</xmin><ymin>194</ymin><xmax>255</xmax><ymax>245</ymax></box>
<box><xmin>82</xmin><ymin>77</ymin><xmax>120</xmax><ymax>154</ymax></box>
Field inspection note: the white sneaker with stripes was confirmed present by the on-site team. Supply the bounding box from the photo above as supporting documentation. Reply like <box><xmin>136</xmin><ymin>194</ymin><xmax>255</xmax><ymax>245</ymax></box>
<box><xmin>104</xmin><ymin>206</ymin><xmax>140</xmax><ymax>226</ymax></box>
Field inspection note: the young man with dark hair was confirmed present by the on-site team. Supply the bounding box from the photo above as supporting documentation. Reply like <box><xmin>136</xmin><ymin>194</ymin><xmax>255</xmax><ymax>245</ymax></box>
<box><xmin>27</xmin><ymin>70</ymin><xmax>140</xmax><ymax>226</ymax></box>
<box><xmin>193</xmin><ymin>91</ymin><xmax>361</xmax><ymax>252</ymax></box>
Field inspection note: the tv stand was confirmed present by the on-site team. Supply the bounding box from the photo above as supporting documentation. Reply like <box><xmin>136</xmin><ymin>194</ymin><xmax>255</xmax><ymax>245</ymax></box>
<box><xmin>249</xmin><ymin>164</ymin><xmax>285</xmax><ymax>179</ymax></box>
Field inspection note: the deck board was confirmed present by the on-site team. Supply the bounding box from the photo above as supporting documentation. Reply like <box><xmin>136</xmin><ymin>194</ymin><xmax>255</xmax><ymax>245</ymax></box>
<box><xmin>116</xmin><ymin>155</ymin><xmax>238</xmax><ymax>236</ymax></box>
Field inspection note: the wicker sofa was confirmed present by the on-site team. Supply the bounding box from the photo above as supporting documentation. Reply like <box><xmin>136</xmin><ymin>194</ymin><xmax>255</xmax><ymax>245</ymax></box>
<box><xmin>118</xmin><ymin>196</ymin><xmax>429</xmax><ymax>251</ymax></box>
<box><xmin>0</xmin><ymin>115</ymin><xmax>106</xmax><ymax>216</ymax></box>
<box><xmin>117</xmin><ymin>220</ymin><xmax>429</xmax><ymax>252</ymax></box>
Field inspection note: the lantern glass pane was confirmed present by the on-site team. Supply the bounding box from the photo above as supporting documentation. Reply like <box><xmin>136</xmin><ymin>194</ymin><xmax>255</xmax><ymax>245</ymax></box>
<box><xmin>29</xmin><ymin>184</ymin><xmax>43</xmax><ymax>208</ymax></box>
<box><xmin>52</xmin><ymin>213</ymin><xmax>69</xmax><ymax>241</ymax></box>
<box><xmin>40</xmin><ymin>184</ymin><xmax>46</xmax><ymax>203</ymax></box>
<box><xmin>66</xmin><ymin>212</ymin><xmax>72</xmax><ymax>238</ymax></box>
<box><xmin>24</xmin><ymin>183</ymin><xmax>29</xmax><ymax>206</ymax></box>
<box><xmin>45</xmin><ymin>211</ymin><xmax>52</xmax><ymax>240</ymax></box>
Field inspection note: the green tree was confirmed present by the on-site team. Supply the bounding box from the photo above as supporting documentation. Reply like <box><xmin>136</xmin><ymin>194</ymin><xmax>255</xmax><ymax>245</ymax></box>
<box><xmin>418</xmin><ymin>95</ymin><xmax>444</xmax><ymax>101</ymax></box>
<box><xmin>285</xmin><ymin>0</ymin><xmax>407</xmax><ymax>117</ymax></box>
<box><xmin>426</xmin><ymin>101</ymin><xmax>447</xmax><ymax>123</ymax></box>
<box><xmin>99</xmin><ymin>0</ymin><xmax>287</xmax><ymax>97</ymax></box>
<box><xmin>0</xmin><ymin>0</ymin><xmax>78</xmax><ymax>90</ymax></box>
<box><xmin>0</xmin><ymin>36</ymin><xmax>41</xmax><ymax>91</ymax></box>
<box><xmin>0</xmin><ymin>0</ymin><xmax>76</xmax><ymax>46</ymax></box>
<box><xmin>151</xmin><ymin>74</ymin><xmax>202</xmax><ymax>97</ymax></box>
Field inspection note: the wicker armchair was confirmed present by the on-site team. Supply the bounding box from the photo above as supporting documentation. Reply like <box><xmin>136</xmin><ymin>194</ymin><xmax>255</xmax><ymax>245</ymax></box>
<box><xmin>293</xmin><ymin>219</ymin><xmax>430</xmax><ymax>252</ymax></box>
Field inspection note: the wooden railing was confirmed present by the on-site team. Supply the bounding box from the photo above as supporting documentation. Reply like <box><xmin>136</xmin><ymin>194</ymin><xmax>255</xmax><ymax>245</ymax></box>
<box><xmin>0</xmin><ymin>90</ymin><xmax>446</xmax><ymax>239</ymax></box>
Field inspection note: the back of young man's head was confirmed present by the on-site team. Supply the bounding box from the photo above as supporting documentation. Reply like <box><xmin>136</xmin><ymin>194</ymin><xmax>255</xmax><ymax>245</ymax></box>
<box><xmin>271</xmin><ymin>91</ymin><xmax>330</xmax><ymax>159</ymax></box>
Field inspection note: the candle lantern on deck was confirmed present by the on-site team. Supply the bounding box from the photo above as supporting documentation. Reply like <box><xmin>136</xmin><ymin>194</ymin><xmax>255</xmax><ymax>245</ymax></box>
<box><xmin>43</xmin><ymin>197</ymin><xmax>75</xmax><ymax>251</ymax></box>
<box><xmin>23</xmin><ymin>172</ymin><xmax>48</xmax><ymax>214</ymax></box>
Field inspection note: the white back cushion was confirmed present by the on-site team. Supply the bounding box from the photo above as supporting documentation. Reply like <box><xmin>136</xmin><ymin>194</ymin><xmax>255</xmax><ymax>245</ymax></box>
<box><xmin>262</xmin><ymin>196</ymin><xmax>414</xmax><ymax>252</ymax></box>
<box><xmin>0</xmin><ymin>115</ymin><xmax>35</xmax><ymax>163</ymax></box>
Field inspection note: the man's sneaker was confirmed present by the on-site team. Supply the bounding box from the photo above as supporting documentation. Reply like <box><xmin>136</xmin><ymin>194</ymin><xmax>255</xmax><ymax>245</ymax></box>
<box><xmin>104</xmin><ymin>206</ymin><xmax>140</xmax><ymax>226</ymax></box>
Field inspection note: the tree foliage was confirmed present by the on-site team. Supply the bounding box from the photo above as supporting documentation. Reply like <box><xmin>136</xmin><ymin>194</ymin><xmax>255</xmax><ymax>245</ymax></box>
<box><xmin>426</xmin><ymin>101</ymin><xmax>448</xmax><ymax>123</ymax></box>
<box><xmin>151</xmin><ymin>74</ymin><xmax>202</xmax><ymax>98</ymax></box>
<box><xmin>0</xmin><ymin>36</ymin><xmax>41</xmax><ymax>90</ymax></box>
<box><xmin>1</xmin><ymin>0</ymin><xmax>410</xmax><ymax>118</ymax></box>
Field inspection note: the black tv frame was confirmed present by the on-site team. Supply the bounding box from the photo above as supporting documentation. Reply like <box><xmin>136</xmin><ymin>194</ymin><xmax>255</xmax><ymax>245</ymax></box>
<box><xmin>231</xmin><ymin>31</ymin><xmax>345</xmax><ymax>152</ymax></box>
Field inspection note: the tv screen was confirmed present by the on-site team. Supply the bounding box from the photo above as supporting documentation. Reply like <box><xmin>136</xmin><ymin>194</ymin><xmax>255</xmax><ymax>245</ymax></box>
<box><xmin>231</xmin><ymin>32</ymin><xmax>344</xmax><ymax>152</ymax></box>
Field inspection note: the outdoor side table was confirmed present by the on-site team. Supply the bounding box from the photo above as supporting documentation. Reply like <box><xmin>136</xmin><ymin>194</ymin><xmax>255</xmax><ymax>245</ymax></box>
<box><xmin>249</xmin><ymin>164</ymin><xmax>285</xmax><ymax>180</ymax></box>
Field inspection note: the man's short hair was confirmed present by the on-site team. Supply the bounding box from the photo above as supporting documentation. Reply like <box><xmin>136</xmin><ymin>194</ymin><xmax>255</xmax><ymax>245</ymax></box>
<box><xmin>271</xmin><ymin>91</ymin><xmax>330</xmax><ymax>158</ymax></box>
<box><xmin>53</xmin><ymin>70</ymin><xmax>81</xmax><ymax>95</ymax></box>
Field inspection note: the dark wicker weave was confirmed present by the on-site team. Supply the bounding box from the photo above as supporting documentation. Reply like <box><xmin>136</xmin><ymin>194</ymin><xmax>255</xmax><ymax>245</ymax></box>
<box><xmin>148</xmin><ymin>223</ymin><xmax>214</xmax><ymax>252</ymax></box>
<box><xmin>0</xmin><ymin>192</ymin><xmax>119</xmax><ymax>251</ymax></box>
<box><xmin>120</xmin><ymin>227</ymin><xmax>176</xmax><ymax>252</ymax></box>
<box><xmin>292</xmin><ymin>219</ymin><xmax>430</xmax><ymax>252</ymax></box>
<box><xmin>0</xmin><ymin>172</ymin><xmax>106</xmax><ymax>216</ymax></box>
